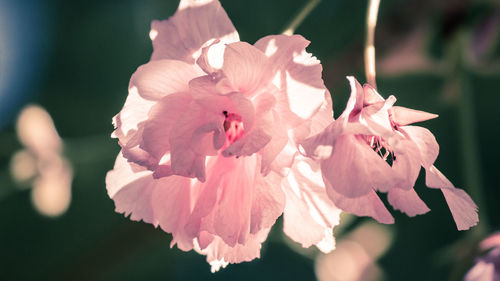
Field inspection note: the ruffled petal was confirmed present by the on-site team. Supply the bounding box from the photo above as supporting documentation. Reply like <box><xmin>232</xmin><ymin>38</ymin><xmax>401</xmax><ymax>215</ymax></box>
<box><xmin>130</xmin><ymin>60</ymin><xmax>204</xmax><ymax>100</ymax></box>
<box><xmin>195</xmin><ymin>228</ymin><xmax>271</xmax><ymax>272</ymax></box>
<box><xmin>112</xmin><ymin>87</ymin><xmax>157</xmax><ymax>168</ymax></box>
<box><xmin>387</xmin><ymin>187</ymin><xmax>430</xmax><ymax>217</ymax></box>
<box><xmin>441</xmin><ymin>188</ymin><xmax>480</xmax><ymax>231</ymax></box>
<box><xmin>187</xmin><ymin>155</ymin><xmax>278</xmax><ymax>247</ymax></box>
<box><xmin>150</xmin><ymin>0</ymin><xmax>239</xmax><ymax>63</ymax></box>
<box><xmin>255</xmin><ymin>35</ymin><xmax>331</xmax><ymax>121</ymax></box>
<box><xmin>112</xmin><ymin>86</ymin><xmax>155</xmax><ymax>144</ymax></box>
<box><xmin>282</xmin><ymin>157</ymin><xmax>341</xmax><ymax>252</ymax></box>
<box><xmin>425</xmin><ymin>165</ymin><xmax>478</xmax><ymax>230</ymax></box>
<box><xmin>250</xmin><ymin>171</ymin><xmax>285</xmax><ymax>234</ymax></box>
<box><xmin>106</xmin><ymin>153</ymin><xmax>194</xmax><ymax>250</ymax></box>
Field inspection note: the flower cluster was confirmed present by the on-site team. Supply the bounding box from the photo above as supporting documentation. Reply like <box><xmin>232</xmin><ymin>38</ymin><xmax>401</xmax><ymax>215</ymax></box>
<box><xmin>106</xmin><ymin>0</ymin><xmax>478</xmax><ymax>271</ymax></box>
<box><xmin>106</xmin><ymin>0</ymin><xmax>339</xmax><ymax>271</ymax></box>
<box><xmin>301</xmin><ymin>77</ymin><xmax>478</xmax><ymax>230</ymax></box>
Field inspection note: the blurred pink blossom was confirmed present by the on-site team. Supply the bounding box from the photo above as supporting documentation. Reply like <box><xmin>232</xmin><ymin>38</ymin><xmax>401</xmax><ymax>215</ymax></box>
<box><xmin>464</xmin><ymin>232</ymin><xmax>500</xmax><ymax>281</ymax></box>
<box><xmin>106</xmin><ymin>0</ymin><xmax>338</xmax><ymax>271</ymax></box>
<box><xmin>302</xmin><ymin>76</ymin><xmax>478</xmax><ymax>230</ymax></box>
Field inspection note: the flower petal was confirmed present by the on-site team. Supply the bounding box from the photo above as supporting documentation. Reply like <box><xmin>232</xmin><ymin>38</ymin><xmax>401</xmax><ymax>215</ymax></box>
<box><xmin>130</xmin><ymin>60</ymin><xmax>204</xmax><ymax>100</ymax></box>
<box><xmin>141</xmin><ymin>92</ymin><xmax>192</xmax><ymax>161</ymax></box>
<box><xmin>112</xmin><ymin>86</ymin><xmax>155</xmax><ymax>144</ymax></box>
<box><xmin>321</xmin><ymin>135</ymin><xmax>393</xmax><ymax>198</ymax></box>
<box><xmin>387</xmin><ymin>187</ymin><xmax>430</xmax><ymax>217</ymax></box>
<box><xmin>401</xmin><ymin>125</ymin><xmax>439</xmax><ymax>168</ymax></box>
<box><xmin>250</xmin><ymin>171</ymin><xmax>285</xmax><ymax>234</ymax></box>
<box><xmin>255</xmin><ymin>35</ymin><xmax>330</xmax><ymax>121</ymax></box>
<box><xmin>169</xmin><ymin>101</ymin><xmax>223</xmax><ymax>181</ymax></box>
<box><xmin>220</xmin><ymin>42</ymin><xmax>272</xmax><ymax>95</ymax></box>
<box><xmin>389</xmin><ymin>139</ymin><xmax>422</xmax><ymax>191</ymax></box>
<box><xmin>391</xmin><ymin>106</ymin><xmax>438</xmax><ymax>126</ymax></box>
<box><xmin>150</xmin><ymin>0</ymin><xmax>239</xmax><ymax>63</ymax></box>
<box><xmin>283</xmin><ymin>157</ymin><xmax>341</xmax><ymax>252</ymax></box>
<box><xmin>195</xmin><ymin>228</ymin><xmax>271</xmax><ymax>272</ymax></box>
<box><xmin>425</xmin><ymin>165</ymin><xmax>478</xmax><ymax>230</ymax></box>
<box><xmin>106</xmin><ymin>153</ymin><xmax>194</xmax><ymax>250</ymax></box>
<box><xmin>325</xmin><ymin>179</ymin><xmax>394</xmax><ymax>224</ymax></box>
<box><xmin>187</xmin><ymin>155</ymin><xmax>275</xmax><ymax>247</ymax></box>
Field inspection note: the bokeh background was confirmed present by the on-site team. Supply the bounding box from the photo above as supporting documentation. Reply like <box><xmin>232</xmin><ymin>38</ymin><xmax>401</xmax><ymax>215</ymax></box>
<box><xmin>1</xmin><ymin>0</ymin><xmax>499</xmax><ymax>280</ymax></box>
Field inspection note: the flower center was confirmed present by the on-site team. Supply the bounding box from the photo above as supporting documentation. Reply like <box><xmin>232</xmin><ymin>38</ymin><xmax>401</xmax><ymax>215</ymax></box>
<box><xmin>223</xmin><ymin>111</ymin><xmax>244</xmax><ymax>144</ymax></box>
<box><xmin>366</xmin><ymin>135</ymin><xmax>395</xmax><ymax>166</ymax></box>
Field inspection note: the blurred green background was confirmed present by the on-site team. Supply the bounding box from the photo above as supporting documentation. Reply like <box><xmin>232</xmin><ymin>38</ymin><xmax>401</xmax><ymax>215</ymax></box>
<box><xmin>0</xmin><ymin>0</ymin><xmax>499</xmax><ymax>280</ymax></box>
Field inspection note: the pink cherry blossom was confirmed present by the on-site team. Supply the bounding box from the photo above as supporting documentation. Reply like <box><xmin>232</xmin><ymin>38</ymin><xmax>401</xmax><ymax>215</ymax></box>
<box><xmin>302</xmin><ymin>76</ymin><xmax>478</xmax><ymax>230</ymax></box>
<box><xmin>106</xmin><ymin>0</ymin><xmax>339</xmax><ymax>271</ymax></box>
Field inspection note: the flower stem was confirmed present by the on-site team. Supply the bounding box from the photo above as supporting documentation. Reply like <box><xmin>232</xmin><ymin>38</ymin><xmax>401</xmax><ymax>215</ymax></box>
<box><xmin>282</xmin><ymin>0</ymin><xmax>322</xmax><ymax>35</ymax></box>
<box><xmin>364</xmin><ymin>0</ymin><xmax>380</xmax><ymax>88</ymax></box>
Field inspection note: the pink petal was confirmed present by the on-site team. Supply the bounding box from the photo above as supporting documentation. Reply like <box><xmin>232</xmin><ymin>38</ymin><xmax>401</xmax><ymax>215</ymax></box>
<box><xmin>425</xmin><ymin>165</ymin><xmax>479</xmax><ymax>230</ymax></box>
<box><xmin>359</xmin><ymin>95</ymin><xmax>397</xmax><ymax>140</ymax></box>
<box><xmin>325</xmin><ymin>179</ymin><xmax>394</xmax><ymax>224</ymax></box>
<box><xmin>344</xmin><ymin>76</ymin><xmax>365</xmax><ymax>117</ymax></box>
<box><xmin>480</xmin><ymin>233</ymin><xmax>500</xmax><ymax>250</ymax></box>
<box><xmin>130</xmin><ymin>60</ymin><xmax>204</xmax><ymax>100</ymax></box>
<box><xmin>282</xmin><ymin>157</ymin><xmax>341</xmax><ymax>252</ymax></box>
<box><xmin>259</xmin><ymin>112</ymin><xmax>288</xmax><ymax>174</ymax></box>
<box><xmin>121</xmin><ymin>144</ymin><xmax>158</xmax><ymax>170</ymax></box>
<box><xmin>112</xmin><ymin>87</ymin><xmax>155</xmax><ymax>144</ymax></box>
<box><xmin>250</xmin><ymin>171</ymin><xmax>285</xmax><ymax>234</ymax></box>
<box><xmin>196</xmin><ymin>41</ymin><xmax>226</xmax><ymax>74</ymax></box>
<box><xmin>389</xmin><ymin>139</ymin><xmax>422</xmax><ymax>191</ymax></box>
<box><xmin>150</xmin><ymin>0</ymin><xmax>239</xmax><ymax>63</ymax></box>
<box><xmin>387</xmin><ymin>187</ymin><xmax>430</xmax><ymax>217</ymax></box>
<box><xmin>401</xmin><ymin>125</ymin><xmax>439</xmax><ymax>168</ymax></box>
<box><xmin>391</xmin><ymin>106</ymin><xmax>438</xmax><ymax>126</ymax></box>
<box><xmin>220</xmin><ymin>42</ymin><xmax>272</xmax><ymax>96</ymax></box>
<box><xmin>106</xmin><ymin>153</ymin><xmax>194</xmax><ymax>250</ymax></box>
<box><xmin>195</xmin><ymin>228</ymin><xmax>271</xmax><ymax>272</ymax></box>
<box><xmin>255</xmin><ymin>35</ymin><xmax>331</xmax><ymax>121</ymax></box>
<box><xmin>441</xmin><ymin>188</ymin><xmax>479</xmax><ymax>230</ymax></box>
<box><xmin>190</xmin><ymin>121</ymin><xmax>226</xmax><ymax>155</ymax></box>
<box><xmin>112</xmin><ymin>87</ymin><xmax>158</xmax><ymax>168</ymax></box>
<box><xmin>141</xmin><ymin>92</ymin><xmax>192</xmax><ymax>160</ymax></box>
<box><xmin>464</xmin><ymin>260</ymin><xmax>496</xmax><ymax>281</ymax></box>
<box><xmin>187</xmin><ymin>155</ymin><xmax>277</xmax><ymax>247</ymax></box>
<box><xmin>322</xmin><ymin>135</ymin><xmax>393</xmax><ymax>198</ymax></box>
<box><xmin>299</xmin><ymin>121</ymin><xmax>342</xmax><ymax>160</ymax></box>
<box><xmin>425</xmin><ymin>165</ymin><xmax>455</xmax><ymax>188</ymax></box>
<box><xmin>169</xmin><ymin>102</ymin><xmax>221</xmax><ymax>181</ymax></box>
<box><xmin>212</xmin><ymin>156</ymin><xmax>256</xmax><ymax>246</ymax></box>
<box><xmin>222</xmin><ymin>127</ymin><xmax>271</xmax><ymax>157</ymax></box>
<box><xmin>362</xmin><ymin>83</ymin><xmax>385</xmax><ymax>105</ymax></box>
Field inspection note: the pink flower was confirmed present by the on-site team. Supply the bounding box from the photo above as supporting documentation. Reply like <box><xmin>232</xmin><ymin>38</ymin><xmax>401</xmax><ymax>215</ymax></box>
<box><xmin>302</xmin><ymin>76</ymin><xmax>478</xmax><ymax>230</ymax></box>
<box><xmin>106</xmin><ymin>0</ymin><xmax>338</xmax><ymax>271</ymax></box>
<box><xmin>464</xmin><ymin>233</ymin><xmax>500</xmax><ymax>281</ymax></box>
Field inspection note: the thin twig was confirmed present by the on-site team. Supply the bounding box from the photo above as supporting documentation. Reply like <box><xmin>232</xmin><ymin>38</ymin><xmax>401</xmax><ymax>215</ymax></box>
<box><xmin>282</xmin><ymin>0</ymin><xmax>322</xmax><ymax>35</ymax></box>
<box><xmin>364</xmin><ymin>0</ymin><xmax>380</xmax><ymax>88</ymax></box>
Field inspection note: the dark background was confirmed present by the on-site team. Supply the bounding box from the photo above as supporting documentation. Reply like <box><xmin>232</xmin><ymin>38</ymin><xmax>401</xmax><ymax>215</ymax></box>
<box><xmin>0</xmin><ymin>0</ymin><xmax>499</xmax><ymax>280</ymax></box>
